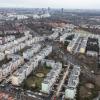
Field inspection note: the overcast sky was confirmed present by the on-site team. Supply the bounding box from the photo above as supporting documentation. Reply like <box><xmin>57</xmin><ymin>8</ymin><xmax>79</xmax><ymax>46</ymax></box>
<box><xmin>0</xmin><ymin>0</ymin><xmax>100</xmax><ymax>9</ymax></box>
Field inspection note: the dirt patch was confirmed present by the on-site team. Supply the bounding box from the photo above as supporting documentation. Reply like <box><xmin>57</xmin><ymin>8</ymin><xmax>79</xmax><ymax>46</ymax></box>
<box><xmin>79</xmin><ymin>86</ymin><xmax>92</xmax><ymax>98</ymax></box>
<box><xmin>95</xmin><ymin>75</ymin><xmax>100</xmax><ymax>87</ymax></box>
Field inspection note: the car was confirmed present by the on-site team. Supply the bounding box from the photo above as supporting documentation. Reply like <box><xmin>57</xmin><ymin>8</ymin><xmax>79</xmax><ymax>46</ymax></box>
<box><xmin>27</xmin><ymin>93</ymin><xmax>36</xmax><ymax>98</ymax></box>
<box><xmin>26</xmin><ymin>90</ymin><xmax>33</xmax><ymax>94</ymax></box>
<box><xmin>38</xmin><ymin>93</ymin><xmax>42</xmax><ymax>96</ymax></box>
<box><xmin>0</xmin><ymin>84</ymin><xmax>5</xmax><ymax>87</ymax></box>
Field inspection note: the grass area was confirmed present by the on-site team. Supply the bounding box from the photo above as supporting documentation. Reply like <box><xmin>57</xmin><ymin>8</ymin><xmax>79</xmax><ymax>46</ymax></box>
<box><xmin>23</xmin><ymin>66</ymin><xmax>51</xmax><ymax>91</ymax></box>
<box><xmin>74</xmin><ymin>29</ymin><xmax>92</xmax><ymax>35</ymax></box>
<box><xmin>79</xmin><ymin>74</ymin><xmax>100</xmax><ymax>100</ymax></box>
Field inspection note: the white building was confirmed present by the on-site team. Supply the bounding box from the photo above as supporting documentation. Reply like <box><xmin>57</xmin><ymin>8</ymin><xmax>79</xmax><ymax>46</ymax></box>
<box><xmin>49</xmin><ymin>32</ymin><xmax>59</xmax><ymax>40</ymax></box>
<box><xmin>23</xmin><ymin>44</ymin><xmax>41</xmax><ymax>59</ymax></box>
<box><xmin>8</xmin><ymin>14</ymin><xmax>28</xmax><ymax>20</ymax></box>
<box><xmin>33</xmin><ymin>14</ymin><xmax>40</xmax><ymax>19</ymax></box>
<box><xmin>11</xmin><ymin>67</ymin><xmax>26</xmax><ymax>85</ymax></box>
<box><xmin>0</xmin><ymin>34</ymin><xmax>31</xmax><ymax>52</ymax></box>
<box><xmin>86</xmin><ymin>51</ymin><xmax>98</xmax><ymax>57</ymax></box>
<box><xmin>65</xmin><ymin>87</ymin><xmax>76</xmax><ymax>99</ymax></box>
<box><xmin>41</xmin><ymin>61</ymin><xmax>62</xmax><ymax>94</ymax></box>
<box><xmin>60</xmin><ymin>33</ymin><xmax>74</xmax><ymax>43</ymax></box>
<box><xmin>25</xmin><ymin>36</ymin><xmax>44</xmax><ymax>46</ymax></box>
<box><xmin>67</xmin><ymin>34</ymin><xmax>80</xmax><ymax>52</ymax></box>
<box><xmin>40</xmin><ymin>13</ymin><xmax>51</xmax><ymax>18</ymax></box>
<box><xmin>0</xmin><ymin>55</ymin><xmax>24</xmax><ymax>81</ymax></box>
<box><xmin>5</xmin><ymin>43</ymin><xmax>26</xmax><ymax>54</ymax></box>
<box><xmin>65</xmin><ymin>65</ymin><xmax>81</xmax><ymax>99</ymax></box>
<box><xmin>11</xmin><ymin>46</ymin><xmax>52</xmax><ymax>86</ymax></box>
<box><xmin>79</xmin><ymin>37</ymin><xmax>88</xmax><ymax>53</ymax></box>
<box><xmin>0</xmin><ymin>36</ymin><xmax>15</xmax><ymax>44</ymax></box>
<box><xmin>41</xmin><ymin>59</ymin><xmax>55</xmax><ymax>68</ymax></box>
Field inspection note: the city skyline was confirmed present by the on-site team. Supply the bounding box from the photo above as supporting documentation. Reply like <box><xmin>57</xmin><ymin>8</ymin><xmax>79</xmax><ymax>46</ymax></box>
<box><xmin>0</xmin><ymin>0</ymin><xmax>100</xmax><ymax>9</ymax></box>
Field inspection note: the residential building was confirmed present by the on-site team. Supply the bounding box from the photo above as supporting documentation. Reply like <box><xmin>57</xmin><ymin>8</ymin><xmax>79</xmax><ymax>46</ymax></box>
<box><xmin>41</xmin><ymin>61</ymin><xmax>62</xmax><ymax>94</ymax></box>
<box><xmin>23</xmin><ymin>44</ymin><xmax>41</xmax><ymax>59</ymax></box>
<box><xmin>65</xmin><ymin>65</ymin><xmax>81</xmax><ymax>99</ymax></box>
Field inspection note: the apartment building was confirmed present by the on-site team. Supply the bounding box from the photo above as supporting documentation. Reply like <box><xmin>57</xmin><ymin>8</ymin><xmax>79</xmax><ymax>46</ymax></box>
<box><xmin>41</xmin><ymin>61</ymin><xmax>62</xmax><ymax>94</ymax></box>
<box><xmin>0</xmin><ymin>36</ymin><xmax>15</xmax><ymax>44</ymax></box>
<box><xmin>5</xmin><ymin>43</ymin><xmax>26</xmax><ymax>54</ymax></box>
<box><xmin>79</xmin><ymin>37</ymin><xmax>88</xmax><ymax>53</ymax></box>
<box><xmin>11</xmin><ymin>46</ymin><xmax>52</xmax><ymax>86</ymax></box>
<box><xmin>67</xmin><ymin>34</ymin><xmax>80</xmax><ymax>52</ymax></box>
<box><xmin>11</xmin><ymin>67</ymin><xmax>26</xmax><ymax>85</ymax></box>
<box><xmin>0</xmin><ymin>55</ymin><xmax>24</xmax><ymax>82</ymax></box>
<box><xmin>23</xmin><ymin>44</ymin><xmax>41</xmax><ymax>59</ymax></box>
<box><xmin>65</xmin><ymin>65</ymin><xmax>81</xmax><ymax>99</ymax></box>
<box><xmin>60</xmin><ymin>33</ymin><xmax>74</xmax><ymax>43</ymax></box>
<box><xmin>25</xmin><ymin>36</ymin><xmax>44</xmax><ymax>46</ymax></box>
<box><xmin>0</xmin><ymin>34</ymin><xmax>31</xmax><ymax>52</ymax></box>
<box><xmin>49</xmin><ymin>32</ymin><xmax>59</xmax><ymax>40</ymax></box>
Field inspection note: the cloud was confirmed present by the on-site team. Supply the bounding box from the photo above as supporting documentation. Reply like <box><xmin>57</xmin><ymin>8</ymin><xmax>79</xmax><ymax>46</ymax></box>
<box><xmin>0</xmin><ymin>0</ymin><xmax>100</xmax><ymax>9</ymax></box>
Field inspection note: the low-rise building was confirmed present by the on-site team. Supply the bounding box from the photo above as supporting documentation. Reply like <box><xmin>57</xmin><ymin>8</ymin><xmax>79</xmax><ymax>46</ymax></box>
<box><xmin>67</xmin><ymin>34</ymin><xmax>80</xmax><ymax>52</ymax></box>
<box><xmin>65</xmin><ymin>87</ymin><xmax>76</xmax><ymax>99</ymax></box>
<box><xmin>25</xmin><ymin>36</ymin><xmax>44</xmax><ymax>46</ymax></box>
<box><xmin>0</xmin><ymin>34</ymin><xmax>31</xmax><ymax>52</ymax></box>
<box><xmin>23</xmin><ymin>44</ymin><xmax>41</xmax><ymax>59</ymax></box>
<box><xmin>60</xmin><ymin>33</ymin><xmax>74</xmax><ymax>43</ymax></box>
<box><xmin>0</xmin><ymin>55</ymin><xmax>24</xmax><ymax>81</ymax></box>
<box><xmin>11</xmin><ymin>46</ymin><xmax>52</xmax><ymax>86</ymax></box>
<box><xmin>79</xmin><ymin>37</ymin><xmax>88</xmax><ymax>53</ymax></box>
<box><xmin>0</xmin><ymin>36</ymin><xmax>15</xmax><ymax>44</ymax></box>
<box><xmin>86</xmin><ymin>51</ymin><xmax>98</xmax><ymax>57</ymax></box>
<box><xmin>65</xmin><ymin>65</ymin><xmax>81</xmax><ymax>99</ymax></box>
<box><xmin>41</xmin><ymin>61</ymin><xmax>62</xmax><ymax>94</ymax></box>
<box><xmin>49</xmin><ymin>32</ymin><xmax>59</xmax><ymax>40</ymax></box>
<box><xmin>11</xmin><ymin>67</ymin><xmax>26</xmax><ymax>85</ymax></box>
<box><xmin>5</xmin><ymin>43</ymin><xmax>26</xmax><ymax>54</ymax></box>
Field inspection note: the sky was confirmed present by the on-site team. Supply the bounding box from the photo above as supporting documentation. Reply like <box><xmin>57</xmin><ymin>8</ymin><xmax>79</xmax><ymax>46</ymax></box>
<box><xmin>0</xmin><ymin>0</ymin><xmax>100</xmax><ymax>9</ymax></box>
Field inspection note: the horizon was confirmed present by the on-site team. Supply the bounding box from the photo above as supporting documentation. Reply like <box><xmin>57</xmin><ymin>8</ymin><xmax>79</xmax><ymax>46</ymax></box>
<box><xmin>0</xmin><ymin>0</ymin><xmax>100</xmax><ymax>9</ymax></box>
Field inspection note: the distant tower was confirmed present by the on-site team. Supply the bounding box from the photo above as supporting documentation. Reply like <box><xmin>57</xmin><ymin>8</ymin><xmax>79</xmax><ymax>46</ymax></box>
<box><xmin>61</xmin><ymin>8</ymin><xmax>64</xmax><ymax>13</ymax></box>
<box><xmin>48</xmin><ymin>7</ymin><xmax>50</xmax><ymax>13</ymax></box>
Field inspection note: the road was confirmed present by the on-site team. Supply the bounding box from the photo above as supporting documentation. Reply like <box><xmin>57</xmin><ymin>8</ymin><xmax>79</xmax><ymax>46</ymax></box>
<box><xmin>55</xmin><ymin>65</ymin><xmax>70</xmax><ymax>97</ymax></box>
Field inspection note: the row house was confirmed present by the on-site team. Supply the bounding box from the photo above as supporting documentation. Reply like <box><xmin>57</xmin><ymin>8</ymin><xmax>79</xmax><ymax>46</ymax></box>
<box><xmin>79</xmin><ymin>37</ymin><xmax>88</xmax><ymax>53</ymax></box>
<box><xmin>11</xmin><ymin>46</ymin><xmax>52</xmax><ymax>86</ymax></box>
<box><xmin>67</xmin><ymin>34</ymin><xmax>80</xmax><ymax>52</ymax></box>
<box><xmin>11</xmin><ymin>67</ymin><xmax>26</xmax><ymax>85</ymax></box>
<box><xmin>41</xmin><ymin>59</ymin><xmax>62</xmax><ymax>69</ymax></box>
<box><xmin>60</xmin><ymin>33</ymin><xmax>74</xmax><ymax>43</ymax></box>
<box><xmin>0</xmin><ymin>34</ymin><xmax>31</xmax><ymax>52</ymax></box>
<box><xmin>11</xmin><ymin>57</ymin><xmax>39</xmax><ymax>86</ymax></box>
<box><xmin>23</xmin><ymin>44</ymin><xmax>41</xmax><ymax>59</ymax></box>
<box><xmin>65</xmin><ymin>65</ymin><xmax>81</xmax><ymax>99</ymax></box>
<box><xmin>5</xmin><ymin>43</ymin><xmax>26</xmax><ymax>54</ymax></box>
<box><xmin>0</xmin><ymin>36</ymin><xmax>15</xmax><ymax>44</ymax></box>
<box><xmin>25</xmin><ymin>36</ymin><xmax>44</xmax><ymax>46</ymax></box>
<box><xmin>41</xmin><ymin>62</ymin><xmax>62</xmax><ymax>94</ymax></box>
<box><xmin>0</xmin><ymin>42</ymin><xmax>15</xmax><ymax>52</ymax></box>
<box><xmin>31</xmin><ymin>46</ymin><xmax>52</xmax><ymax>66</ymax></box>
<box><xmin>0</xmin><ymin>55</ymin><xmax>24</xmax><ymax>82</ymax></box>
<box><xmin>48</xmin><ymin>32</ymin><xmax>59</xmax><ymax>40</ymax></box>
<box><xmin>41</xmin><ymin>59</ymin><xmax>55</xmax><ymax>68</ymax></box>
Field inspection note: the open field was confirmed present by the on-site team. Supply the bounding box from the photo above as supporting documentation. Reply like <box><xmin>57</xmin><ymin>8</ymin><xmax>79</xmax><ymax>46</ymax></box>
<box><xmin>74</xmin><ymin>29</ymin><xmax>92</xmax><ymax>35</ymax></box>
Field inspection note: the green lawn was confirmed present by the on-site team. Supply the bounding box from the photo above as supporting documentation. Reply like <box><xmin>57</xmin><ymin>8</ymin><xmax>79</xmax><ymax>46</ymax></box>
<box><xmin>23</xmin><ymin>66</ymin><xmax>51</xmax><ymax>91</ymax></box>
